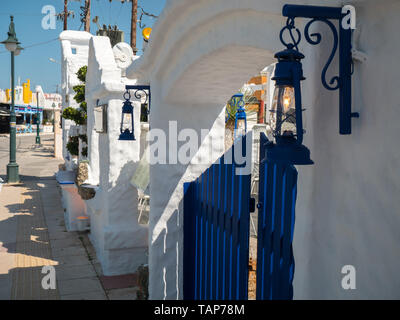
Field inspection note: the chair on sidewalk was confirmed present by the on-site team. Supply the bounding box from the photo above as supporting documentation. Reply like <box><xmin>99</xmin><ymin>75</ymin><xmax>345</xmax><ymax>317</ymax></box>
<box><xmin>131</xmin><ymin>146</ymin><xmax>150</xmax><ymax>225</ymax></box>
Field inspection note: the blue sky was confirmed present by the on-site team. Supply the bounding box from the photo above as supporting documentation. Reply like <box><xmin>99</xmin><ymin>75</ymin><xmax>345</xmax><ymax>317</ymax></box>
<box><xmin>0</xmin><ymin>0</ymin><xmax>166</xmax><ymax>93</ymax></box>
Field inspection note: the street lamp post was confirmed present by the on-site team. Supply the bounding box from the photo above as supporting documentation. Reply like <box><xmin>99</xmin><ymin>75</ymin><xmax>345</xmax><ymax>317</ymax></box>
<box><xmin>35</xmin><ymin>88</ymin><xmax>41</xmax><ymax>145</ymax></box>
<box><xmin>52</xmin><ymin>102</ymin><xmax>56</xmax><ymax>132</ymax></box>
<box><xmin>1</xmin><ymin>16</ymin><xmax>22</xmax><ymax>183</ymax></box>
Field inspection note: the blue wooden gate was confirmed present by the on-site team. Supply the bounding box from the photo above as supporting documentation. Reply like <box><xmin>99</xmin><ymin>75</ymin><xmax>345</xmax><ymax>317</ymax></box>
<box><xmin>256</xmin><ymin>133</ymin><xmax>298</xmax><ymax>300</ymax></box>
<box><xmin>183</xmin><ymin>136</ymin><xmax>251</xmax><ymax>300</ymax></box>
<box><xmin>183</xmin><ymin>133</ymin><xmax>298</xmax><ymax>300</ymax></box>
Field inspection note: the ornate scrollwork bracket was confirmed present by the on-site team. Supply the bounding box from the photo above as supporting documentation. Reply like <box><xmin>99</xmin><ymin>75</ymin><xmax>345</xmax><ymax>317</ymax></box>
<box><xmin>125</xmin><ymin>85</ymin><xmax>151</xmax><ymax>115</ymax></box>
<box><xmin>280</xmin><ymin>4</ymin><xmax>359</xmax><ymax>135</ymax></box>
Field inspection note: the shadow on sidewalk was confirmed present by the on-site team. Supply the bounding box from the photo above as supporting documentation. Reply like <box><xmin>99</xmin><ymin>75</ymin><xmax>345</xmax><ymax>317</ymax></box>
<box><xmin>0</xmin><ymin>180</ymin><xmax>62</xmax><ymax>299</ymax></box>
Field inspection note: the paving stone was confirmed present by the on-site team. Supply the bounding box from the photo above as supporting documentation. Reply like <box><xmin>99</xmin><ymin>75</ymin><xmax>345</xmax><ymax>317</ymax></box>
<box><xmin>50</xmin><ymin>237</ymin><xmax>82</xmax><ymax>250</ymax></box>
<box><xmin>0</xmin><ymin>278</ymin><xmax>11</xmax><ymax>300</ymax></box>
<box><xmin>55</xmin><ymin>254</ymin><xmax>92</xmax><ymax>267</ymax></box>
<box><xmin>58</xmin><ymin>277</ymin><xmax>104</xmax><ymax>296</ymax></box>
<box><xmin>55</xmin><ymin>264</ymin><xmax>98</xmax><ymax>281</ymax></box>
<box><xmin>107</xmin><ymin>287</ymin><xmax>139</xmax><ymax>300</ymax></box>
<box><xmin>52</xmin><ymin>245</ymin><xmax>87</xmax><ymax>258</ymax></box>
<box><xmin>60</xmin><ymin>290</ymin><xmax>108</xmax><ymax>300</ymax></box>
<box><xmin>48</xmin><ymin>230</ymin><xmax>74</xmax><ymax>240</ymax></box>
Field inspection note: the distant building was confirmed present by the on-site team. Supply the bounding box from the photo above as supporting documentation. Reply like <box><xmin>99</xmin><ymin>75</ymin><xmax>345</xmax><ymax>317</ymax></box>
<box><xmin>0</xmin><ymin>80</ymin><xmax>61</xmax><ymax>134</ymax></box>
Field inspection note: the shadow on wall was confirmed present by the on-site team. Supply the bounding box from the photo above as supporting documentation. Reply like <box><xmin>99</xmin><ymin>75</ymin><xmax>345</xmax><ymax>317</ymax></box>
<box><xmin>148</xmin><ymin>108</ymin><xmax>228</xmax><ymax>299</ymax></box>
<box><xmin>88</xmin><ymin>159</ymin><xmax>148</xmax><ymax>276</ymax></box>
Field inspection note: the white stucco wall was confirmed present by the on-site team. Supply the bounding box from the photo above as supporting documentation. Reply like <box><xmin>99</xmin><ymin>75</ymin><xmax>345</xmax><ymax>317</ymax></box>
<box><xmin>127</xmin><ymin>0</ymin><xmax>400</xmax><ymax>300</ymax></box>
<box><xmin>85</xmin><ymin>36</ymin><xmax>148</xmax><ymax>275</ymax></box>
<box><xmin>293</xmin><ymin>0</ymin><xmax>400</xmax><ymax>299</ymax></box>
<box><xmin>59</xmin><ymin>31</ymin><xmax>92</xmax><ymax>168</ymax></box>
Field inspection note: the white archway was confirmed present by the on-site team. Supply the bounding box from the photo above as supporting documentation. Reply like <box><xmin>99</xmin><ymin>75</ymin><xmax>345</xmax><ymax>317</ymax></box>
<box><xmin>126</xmin><ymin>0</ymin><xmax>324</xmax><ymax>300</ymax></box>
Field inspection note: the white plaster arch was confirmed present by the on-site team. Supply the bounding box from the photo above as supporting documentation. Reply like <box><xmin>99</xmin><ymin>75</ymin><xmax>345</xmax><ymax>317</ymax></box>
<box><xmin>128</xmin><ymin>0</ymin><xmax>337</xmax><ymax>105</ymax></box>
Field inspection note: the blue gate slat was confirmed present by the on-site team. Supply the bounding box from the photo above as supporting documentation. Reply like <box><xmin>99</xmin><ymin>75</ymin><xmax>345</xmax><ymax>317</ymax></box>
<box><xmin>204</xmin><ymin>168</ymin><xmax>209</xmax><ymax>299</ymax></box>
<box><xmin>256</xmin><ymin>138</ymin><xmax>267</xmax><ymax>300</ymax></box>
<box><xmin>194</xmin><ymin>180</ymin><xmax>200</xmax><ymax>299</ymax></box>
<box><xmin>257</xmin><ymin>160</ymin><xmax>275</xmax><ymax>299</ymax></box>
<box><xmin>198</xmin><ymin>173</ymin><xmax>204</xmax><ymax>299</ymax></box>
<box><xmin>211</xmin><ymin>163</ymin><xmax>218</xmax><ymax>300</ymax></box>
<box><xmin>183</xmin><ymin>182</ymin><xmax>196</xmax><ymax>300</ymax></box>
<box><xmin>238</xmin><ymin>167</ymin><xmax>251</xmax><ymax>299</ymax></box>
<box><xmin>230</xmin><ymin>165</ymin><xmax>240</xmax><ymax>299</ymax></box>
<box><xmin>271</xmin><ymin>164</ymin><xmax>284</xmax><ymax>299</ymax></box>
<box><xmin>205</xmin><ymin>165</ymin><xmax>213</xmax><ymax>299</ymax></box>
<box><xmin>200</xmin><ymin>171</ymin><xmax>207</xmax><ymax>300</ymax></box>
<box><xmin>217</xmin><ymin>156</ymin><xmax>226</xmax><ymax>300</ymax></box>
<box><xmin>280</xmin><ymin>165</ymin><xmax>297</xmax><ymax>300</ymax></box>
<box><xmin>224</xmin><ymin>162</ymin><xmax>233</xmax><ymax>299</ymax></box>
<box><xmin>266</xmin><ymin>162</ymin><xmax>277</xmax><ymax>299</ymax></box>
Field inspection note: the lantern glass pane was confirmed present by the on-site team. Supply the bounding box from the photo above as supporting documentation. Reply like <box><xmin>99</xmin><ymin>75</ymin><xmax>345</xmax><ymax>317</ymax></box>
<box><xmin>122</xmin><ymin>113</ymin><xmax>132</xmax><ymax>132</ymax></box>
<box><xmin>5</xmin><ymin>42</ymin><xmax>17</xmax><ymax>52</ymax></box>
<box><xmin>270</xmin><ymin>85</ymin><xmax>296</xmax><ymax>137</ymax></box>
<box><xmin>235</xmin><ymin>119</ymin><xmax>246</xmax><ymax>138</ymax></box>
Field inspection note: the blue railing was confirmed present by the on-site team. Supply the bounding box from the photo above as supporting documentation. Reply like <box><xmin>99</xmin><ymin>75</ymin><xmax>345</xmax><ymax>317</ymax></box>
<box><xmin>183</xmin><ymin>136</ymin><xmax>251</xmax><ymax>300</ymax></box>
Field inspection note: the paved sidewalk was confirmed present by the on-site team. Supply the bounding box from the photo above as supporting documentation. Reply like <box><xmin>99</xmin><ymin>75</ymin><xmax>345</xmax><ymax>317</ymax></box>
<box><xmin>0</xmin><ymin>135</ymin><xmax>108</xmax><ymax>299</ymax></box>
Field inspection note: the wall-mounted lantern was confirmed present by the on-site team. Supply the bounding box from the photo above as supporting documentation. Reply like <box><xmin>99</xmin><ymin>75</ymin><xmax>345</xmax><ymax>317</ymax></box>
<box><xmin>94</xmin><ymin>103</ymin><xmax>107</xmax><ymax>133</ymax></box>
<box><xmin>119</xmin><ymin>91</ymin><xmax>135</xmax><ymax>140</ymax></box>
<box><xmin>268</xmin><ymin>45</ymin><xmax>313</xmax><ymax>165</ymax></box>
<box><xmin>232</xmin><ymin>93</ymin><xmax>247</xmax><ymax>139</ymax></box>
<box><xmin>266</xmin><ymin>4</ymin><xmax>359</xmax><ymax>165</ymax></box>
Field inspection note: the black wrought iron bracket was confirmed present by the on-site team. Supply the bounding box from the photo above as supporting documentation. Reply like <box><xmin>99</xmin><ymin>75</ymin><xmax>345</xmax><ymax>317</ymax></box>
<box><xmin>281</xmin><ymin>4</ymin><xmax>359</xmax><ymax>135</ymax></box>
<box><xmin>125</xmin><ymin>85</ymin><xmax>151</xmax><ymax>114</ymax></box>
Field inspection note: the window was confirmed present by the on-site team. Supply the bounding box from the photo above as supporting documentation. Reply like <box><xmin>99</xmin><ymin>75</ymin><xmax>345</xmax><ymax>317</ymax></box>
<box><xmin>71</xmin><ymin>47</ymin><xmax>77</xmax><ymax>54</ymax></box>
<box><xmin>140</xmin><ymin>103</ymin><xmax>149</xmax><ymax>123</ymax></box>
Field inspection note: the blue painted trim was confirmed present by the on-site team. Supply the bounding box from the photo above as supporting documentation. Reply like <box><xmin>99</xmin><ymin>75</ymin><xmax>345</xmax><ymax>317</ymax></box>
<box><xmin>125</xmin><ymin>85</ymin><xmax>151</xmax><ymax>114</ymax></box>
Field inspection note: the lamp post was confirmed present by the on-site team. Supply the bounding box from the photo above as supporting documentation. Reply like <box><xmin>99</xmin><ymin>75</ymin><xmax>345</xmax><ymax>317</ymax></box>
<box><xmin>1</xmin><ymin>16</ymin><xmax>22</xmax><ymax>183</ymax></box>
<box><xmin>35</xmin><ymin>87</ymin><xmax>41</xmax><ymax>145</ymax></box>
<box><xmin>52</xmin><ymin>102</ymin><xmax>56</xmax><ymax>132</ymax></box>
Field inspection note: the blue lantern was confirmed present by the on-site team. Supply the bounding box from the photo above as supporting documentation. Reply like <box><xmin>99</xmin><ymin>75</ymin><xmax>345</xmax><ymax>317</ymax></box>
<box><xmin>267</xmin><ymin>44</ymin><xmax>313</xmax><ymax>165</ymax></box>
<box><xmin>232</xmin><ymin>93</ymin><xmax>247</xmax><ymax>139</ymax></box>
<box><xmin>119</xmin><ymin>90</ymin><xmax>135</xmax><ymax>140</ymax></box>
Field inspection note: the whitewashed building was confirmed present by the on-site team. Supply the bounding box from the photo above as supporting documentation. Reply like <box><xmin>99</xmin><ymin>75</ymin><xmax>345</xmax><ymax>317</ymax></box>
<box><xmin>125</xmin><ymin>0</ymin><xmax>400</xmax><ymax>299</ymax></box>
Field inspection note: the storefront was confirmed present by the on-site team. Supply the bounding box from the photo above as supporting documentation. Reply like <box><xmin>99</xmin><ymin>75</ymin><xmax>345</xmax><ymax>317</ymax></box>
<box><xmin>0</xmin><ymin>103</ymin><xmax>42</xmax><ymax>133</ymax></box>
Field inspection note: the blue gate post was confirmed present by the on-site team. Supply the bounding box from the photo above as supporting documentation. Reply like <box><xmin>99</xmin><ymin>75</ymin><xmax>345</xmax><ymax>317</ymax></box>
<box><xmin>256</xmin><ymin>133</ymin><xmax>298</xmax><ymax>300</ymax></box>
